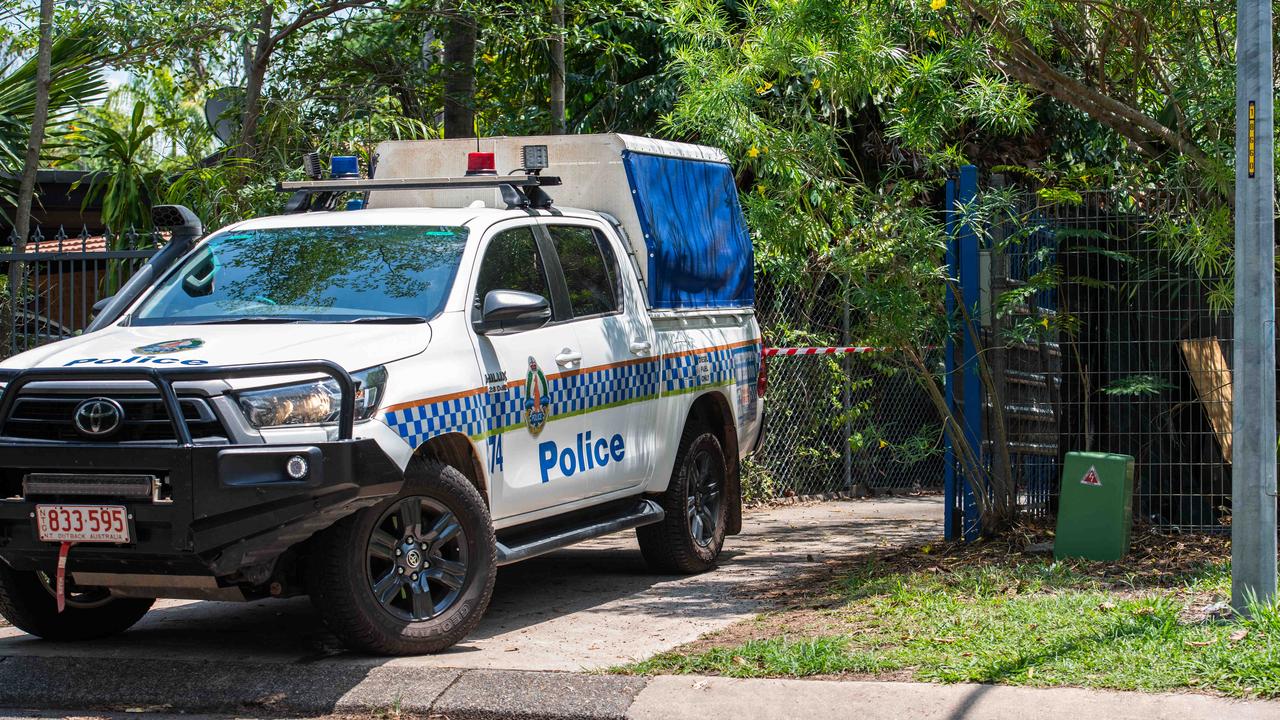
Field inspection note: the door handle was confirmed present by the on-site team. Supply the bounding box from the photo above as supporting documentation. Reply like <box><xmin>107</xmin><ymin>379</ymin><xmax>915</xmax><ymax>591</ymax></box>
<box><xmin>555</xmin><ymin>349</ymin><xmax>582</xmax><ymax>367</ymax></box>
<box><xmin>629</xmin><ymin>340</ymin><xmax>653</xmax><ymax>355</ymax></box>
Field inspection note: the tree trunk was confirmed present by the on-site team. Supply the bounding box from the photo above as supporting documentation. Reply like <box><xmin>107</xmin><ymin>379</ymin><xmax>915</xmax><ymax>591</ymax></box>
<box><xmin>442</xmin><ymin>0</ymin><xmax>476</xmax><ymax>139</ymax></box>
<box><xmin>549</xmin><ymin>0</ymin><xmax>566</xmax><ymax>134</ymax></box>
<box><xmin>7</xmin><ymin>0</ymin><xmax>56</xmax><ymax>355</ymax></box>
<box><xmin>237</xmin><ymin>5</ymin><xmax>274</xmax><ymax>157</ymax></box>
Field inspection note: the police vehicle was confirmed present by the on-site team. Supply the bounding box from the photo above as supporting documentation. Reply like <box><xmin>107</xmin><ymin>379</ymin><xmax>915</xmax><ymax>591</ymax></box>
<box><xmin>0</xmin><ymin>135</ymin><xmax>765</xmax><ymax>655</ymax></box>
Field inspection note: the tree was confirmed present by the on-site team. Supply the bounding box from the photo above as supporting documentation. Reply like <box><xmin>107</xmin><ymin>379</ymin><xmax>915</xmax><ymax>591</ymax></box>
<box><xmin>665</xmin><ymin>0</ymin><xmax>1038</xmax><ymax>533</ymax></box>
<box><xmin>0</xmin><ymin>25</ymin><xmax>107</xmax><ymax>211</ymax></box>
<box><xmin>236</xmin><ymin>1</ymin><xmax>389</xmax><ymax>156</ymax></box>
<box><xmin>952</xmin><ymin>0</ymin><xmax>1233</xmax><ymax>193</ymax></box>
<box><xmin>441</xmin><ymin>0</ymin><xmax>476</xmax><ymax>138</ymax></box>
<box><xmin>11</xmin><ymin>0</ymin><xmax>55</xmax><ymax>248</ymax></box>
<box><xmin>549</xmin><ymin>0</ymin><xmax>565</xmax><ymax>134</ymax></box>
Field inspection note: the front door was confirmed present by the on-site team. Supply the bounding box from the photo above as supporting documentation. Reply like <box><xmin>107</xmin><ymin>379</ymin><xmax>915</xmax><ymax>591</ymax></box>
<box><xmin>468</xmin><ymin>222</ymin><xmax>588</xmax><ymax>521</ymax></box>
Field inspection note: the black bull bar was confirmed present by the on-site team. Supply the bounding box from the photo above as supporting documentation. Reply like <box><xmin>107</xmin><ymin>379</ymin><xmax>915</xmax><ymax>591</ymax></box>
<box><xmin>0</xmin><ymin>361</ymin><xmax>404</xmax><ymax>579</ymax></box>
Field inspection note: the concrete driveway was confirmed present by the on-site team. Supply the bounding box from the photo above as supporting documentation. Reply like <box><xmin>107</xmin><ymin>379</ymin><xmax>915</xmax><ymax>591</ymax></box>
<box><xmin>0</xmin><ymin>497</ymin><xmax>940</xmax><ymax>672</ymax></box>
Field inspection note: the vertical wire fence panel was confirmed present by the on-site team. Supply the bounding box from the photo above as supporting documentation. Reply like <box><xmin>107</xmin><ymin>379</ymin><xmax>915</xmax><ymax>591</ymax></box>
<box><xmin>1010</xmin><ymin>187</ymin><xmax>1233</xmax><ymax>531</ymax></box>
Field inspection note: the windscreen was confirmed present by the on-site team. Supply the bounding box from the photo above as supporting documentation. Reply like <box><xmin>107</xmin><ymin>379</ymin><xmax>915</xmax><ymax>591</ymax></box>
<box><xmin>132</xmin><ymin>225</ymin><xmax>468</xmax><ymax>325</ymax></box>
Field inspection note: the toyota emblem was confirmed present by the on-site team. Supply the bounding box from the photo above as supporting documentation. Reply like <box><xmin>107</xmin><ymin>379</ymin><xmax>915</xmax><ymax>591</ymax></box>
<box><xmin>72</xmin><ymin>397</ymin><xmax>125</xmax><ymax>438</ymax></box>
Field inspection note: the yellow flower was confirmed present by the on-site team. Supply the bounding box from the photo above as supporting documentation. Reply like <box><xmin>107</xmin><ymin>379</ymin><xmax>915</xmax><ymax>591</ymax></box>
<box><xmin>755</xmin><ymin>80</ymin><xmax>774</xmax><ymax>95</ymax></box>
<box><xmin>879</xmin><ymin>439</ymin><xmax>889</xmax><ymax>449</ymax></box>
<box><xmin>747</xmin><ymin>146</ymin><xmax>760</xmax><ymax>159</ymax></box>
<box><xmin>812</xmin><ymin>78</ymin><xmax>822</xmax><ymax>89</ymax></box>
<box><xmin>927</xmin><ymin>29</ymin><xmax>938</xmax><ymax>39</ymax></box>
<box><xmin>481</xmin><ymin>53</ymin><xmax>497</xmax><ymax>64</ymax></box>
<box><xmin>931</xmin><ymin>0</ymin><xmax>946</xmax><ymax>9</ymax></box>
<box><xmin>756</xmin><ymin>184</ymin><xmax>766</xmax><ymax>195</ymax></box>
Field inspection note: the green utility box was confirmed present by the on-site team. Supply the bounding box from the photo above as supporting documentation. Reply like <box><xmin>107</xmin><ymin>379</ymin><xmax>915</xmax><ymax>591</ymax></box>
<box><xmin>1054</xmin><ymin>451</ymin><xmax>1136</xmax><ymax>562</ymax></box>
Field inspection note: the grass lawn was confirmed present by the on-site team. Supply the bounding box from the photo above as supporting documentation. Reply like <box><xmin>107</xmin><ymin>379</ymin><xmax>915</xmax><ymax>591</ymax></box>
<box><xmin>617</xmin><ymin>524</ymin><xmax>1280</xmax><ymax>698</ymax></box>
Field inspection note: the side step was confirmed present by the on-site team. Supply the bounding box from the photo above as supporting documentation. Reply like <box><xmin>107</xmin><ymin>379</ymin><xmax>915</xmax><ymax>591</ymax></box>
<box><xmin>495</xmin><ymin>498</ymin><xmax>665</xmax><ymax>566</ymax></box>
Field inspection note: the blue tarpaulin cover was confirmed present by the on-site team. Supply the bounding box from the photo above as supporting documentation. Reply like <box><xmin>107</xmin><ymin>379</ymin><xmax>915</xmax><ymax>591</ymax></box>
<box><xmin>621</xmin><ymin>151</ymin><xmax>754</xmax><ymax>309</ymax></box>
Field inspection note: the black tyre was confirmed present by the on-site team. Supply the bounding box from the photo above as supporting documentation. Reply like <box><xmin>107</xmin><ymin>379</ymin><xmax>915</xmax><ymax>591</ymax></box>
<box><xmin>637</xmin><ymin>424</ymin><xmax>728</xmax><ymax>574</ymax></box>
<box><xmin>308</xmin><ymin>458</ymin><xmax>496</xmax><ymax>655</ymax></box>
<box><xmin>0</xmin><ymin>562</ymin><xmax>153</xmax><ymax>641</ymax></box>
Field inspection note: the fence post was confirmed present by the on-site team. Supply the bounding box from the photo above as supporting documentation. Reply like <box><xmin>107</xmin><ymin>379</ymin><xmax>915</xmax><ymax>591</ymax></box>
<box><xmin>843</xmin><ymin>280</ymin><xmax>853</xmax><ymax>492</ymax></box>
<box><xmin>944</xmin><ymin>165</ymin><xmax>982</xmax><ymax>541</ymax></box>
<box><xmin>944</xmin><ymin>177</ymin><xmax>958</xmax><ymax>540</ymax></box>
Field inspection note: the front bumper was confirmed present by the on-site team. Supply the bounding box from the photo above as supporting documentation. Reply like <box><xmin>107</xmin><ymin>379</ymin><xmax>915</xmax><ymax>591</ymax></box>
<box><xmin>0</xmin><ymin>438</ymin><xmax>403</xmax><ymax>577</ymax></box>
<box><xmin>0</xmin><ymin>361</ymin><xmax>403</xmax><ymax>582</ymax></box>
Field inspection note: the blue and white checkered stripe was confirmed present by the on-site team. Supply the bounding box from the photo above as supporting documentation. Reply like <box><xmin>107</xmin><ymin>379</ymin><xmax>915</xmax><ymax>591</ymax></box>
<box><xmin>383</xmin><ymin>392</ymin><xmax>487</xmax><ymax>449</ymax></box>
<box><xmin>663</xmin><ymin>345</ymin><xmax>749</xmax><ymax>393</ymax></box>
<box><xmin>384</xmin><ymin>357</ymin><xmax>666</xmax><ymax>448</ymax></box>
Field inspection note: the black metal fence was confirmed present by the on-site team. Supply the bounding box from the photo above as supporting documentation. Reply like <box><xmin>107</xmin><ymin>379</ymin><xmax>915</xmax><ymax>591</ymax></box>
<box><xmin>0</xmin><ymin>227</ymin><xmax>160</xmax><ymax>357</ymax></box>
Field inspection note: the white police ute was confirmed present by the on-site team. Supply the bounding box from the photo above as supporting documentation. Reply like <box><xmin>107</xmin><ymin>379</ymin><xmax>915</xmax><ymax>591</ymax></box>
<box><xmin>0</xmin><ymin>134</ymin><xmax>765</xmax><ymax>655</ymax></box>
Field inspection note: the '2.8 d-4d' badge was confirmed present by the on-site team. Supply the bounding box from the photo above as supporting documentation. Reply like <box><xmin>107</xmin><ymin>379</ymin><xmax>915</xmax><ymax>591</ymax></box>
<box><xmin>133</xmin><ymin>338</ymin><xmax>204</xmax><ymax>355</ymax></box>
<box><xmin>524</xmin><ymin>356</ymin><xmax>550</xmax><ymax>435</ymax></box>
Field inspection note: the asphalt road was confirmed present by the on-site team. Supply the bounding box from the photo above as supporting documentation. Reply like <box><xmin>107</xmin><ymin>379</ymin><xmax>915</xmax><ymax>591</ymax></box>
<box><xmin>0</xmin><ymin>497</ymin><xmax>940</xmax><ymax>672</ymax></box>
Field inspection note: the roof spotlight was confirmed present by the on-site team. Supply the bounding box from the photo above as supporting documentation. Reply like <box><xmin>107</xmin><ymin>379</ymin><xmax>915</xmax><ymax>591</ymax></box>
<box><xmin>521</xmin><ymin>145</ymin><xmax>549</xmax><ymax>173</ymax></box>
<box><xmin>302</xmin><ymin>152</ymin><xmax>323</xmax><ymax>180</ymax></box>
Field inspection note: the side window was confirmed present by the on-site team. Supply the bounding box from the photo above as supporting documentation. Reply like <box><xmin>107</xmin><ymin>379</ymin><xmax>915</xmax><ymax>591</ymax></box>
<box><xmin>547</xmin><ymin>225</ymin><xmax>620</xmax><ymax>318</ymax></box>
<box><xmin>474</xmin><ymin>226</ymin><xmax>550</xmax><ymax>312</ymax></box>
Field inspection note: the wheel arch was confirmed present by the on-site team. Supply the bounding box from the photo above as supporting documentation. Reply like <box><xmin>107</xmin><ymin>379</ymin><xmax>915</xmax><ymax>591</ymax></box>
<box><xmin>414</xmin><ymin>433</ymin><xmax>489</xmax><ymax>507</ymax></box>
<box><xmin>687</xmin><ymin>391</ymin><xmax>742</xmax><ymax>535</ymax></box>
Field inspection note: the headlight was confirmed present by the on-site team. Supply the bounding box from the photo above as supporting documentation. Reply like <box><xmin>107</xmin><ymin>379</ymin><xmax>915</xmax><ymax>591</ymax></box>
<box><xmin>236</xmin><ymin>366</ymin><xmax>387</xmax><ymax>428</ymax></box>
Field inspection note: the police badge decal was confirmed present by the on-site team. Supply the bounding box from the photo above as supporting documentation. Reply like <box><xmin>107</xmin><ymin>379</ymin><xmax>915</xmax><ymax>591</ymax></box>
<box><xmin>523</xmin><ymin>356</ymin><xmax>550</xmax><ymax>434</ymax></box>
<box><xmin>132</xmin><ymin>338</ymin><xmax>205</xmax><ymax>355</ymax></box>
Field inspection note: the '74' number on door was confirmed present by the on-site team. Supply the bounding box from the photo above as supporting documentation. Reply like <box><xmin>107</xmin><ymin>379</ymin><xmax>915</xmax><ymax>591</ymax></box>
<box><xmin>486</xmin><ymin>434</ymin><xmax>504</xmax><ymax>474</ymax></box>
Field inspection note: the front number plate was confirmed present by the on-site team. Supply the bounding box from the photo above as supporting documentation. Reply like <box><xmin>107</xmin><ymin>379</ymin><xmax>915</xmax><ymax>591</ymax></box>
<box><xmin>35</xmin><ymin>505</ymin><xmax>131</xmax><ymax>544</ymax></box>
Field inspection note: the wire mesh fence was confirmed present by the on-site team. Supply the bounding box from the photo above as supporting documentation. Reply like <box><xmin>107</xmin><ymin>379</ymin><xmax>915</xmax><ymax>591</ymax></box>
<box><xmin>1040</xmin><ymin>189</ymin><xmax>1233</xmax><ymax>531</ymax></box>
<box><xmin>747</xmin><ymin>277</ymin><xmax>945</xmax><ymax>502</ymax></box>
<box><xmin>989</xmin><ymin>183</ymin><xmax>1235</xmax><ymax>531</ymax></box>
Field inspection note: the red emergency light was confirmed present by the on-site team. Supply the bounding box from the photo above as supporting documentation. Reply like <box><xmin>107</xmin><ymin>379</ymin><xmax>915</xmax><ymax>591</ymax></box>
<box><xmin>466</xmin><ymin>152</ymin><xmax>497</xmax><ymax>176</ymax></box>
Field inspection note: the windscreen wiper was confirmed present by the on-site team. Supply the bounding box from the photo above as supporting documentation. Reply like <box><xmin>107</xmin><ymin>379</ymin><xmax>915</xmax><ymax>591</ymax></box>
<box><xmin>338</xmin><ymin>316</ymin><xmax>429</xmax><ymax>324</ymax></box>
<box><xmin>184</xmin><ymin>317</ymin><xmax>309</xmax><ymax>325</ymax></box>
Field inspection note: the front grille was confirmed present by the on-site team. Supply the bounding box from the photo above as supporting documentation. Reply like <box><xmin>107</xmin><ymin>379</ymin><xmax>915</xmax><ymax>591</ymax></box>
<box><xmin>3</xmin><ymin>394</ymin><xmax>226</xmax><ymax>442</ymax></box>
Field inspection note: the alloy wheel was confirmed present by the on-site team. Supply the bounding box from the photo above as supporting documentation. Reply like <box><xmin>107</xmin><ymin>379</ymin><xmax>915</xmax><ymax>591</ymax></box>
<box><xmin>365</xmin><ymin>496</ymin><xmax>469</xmax><ymax>622</ymax></box>
<box><xmin>686</xmin><ymin>446</ymin><xmax>723</xmax><ymax>547</ymax></box>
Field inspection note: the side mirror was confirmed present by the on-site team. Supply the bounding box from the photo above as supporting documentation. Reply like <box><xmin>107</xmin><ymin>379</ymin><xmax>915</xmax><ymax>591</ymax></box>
<box><xmin>474</xmin><ymin>290</ymin><xmax>551</xmax><ymax>335</ymax></box>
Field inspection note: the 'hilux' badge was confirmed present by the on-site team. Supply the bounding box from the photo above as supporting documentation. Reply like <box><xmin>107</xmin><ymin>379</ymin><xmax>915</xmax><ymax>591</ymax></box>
<box><xmin>133</xmin><ymin>338</ymin><xmax>204</xmax><ymax>354</ymax></box>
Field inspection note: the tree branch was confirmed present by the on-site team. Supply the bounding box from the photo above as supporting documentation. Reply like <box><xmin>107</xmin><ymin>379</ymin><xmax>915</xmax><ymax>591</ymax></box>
<box><xmin>963</xmin><ymin>0</ymin><xmax>1215</xmax><ymax>173</ymax></box>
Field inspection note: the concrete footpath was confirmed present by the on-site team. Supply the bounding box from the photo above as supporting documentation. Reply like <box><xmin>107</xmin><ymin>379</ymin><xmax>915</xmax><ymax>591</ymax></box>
<box><xmin>0</xmin><ymin>658</ymin><xmax>1275</xmax><ymax>720</ymax></box>
<box><xmin>0</xmin><ymin>498</ymin><xmax>938</xmax><ymax>671</ymax></box>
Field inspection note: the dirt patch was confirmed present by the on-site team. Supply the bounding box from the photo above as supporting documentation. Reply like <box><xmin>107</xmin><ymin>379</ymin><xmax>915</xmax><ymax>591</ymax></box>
<box><xmin>669</xmin><ymin>522</ymin><xmax>1231</xmax><ymax>656</ymax></box>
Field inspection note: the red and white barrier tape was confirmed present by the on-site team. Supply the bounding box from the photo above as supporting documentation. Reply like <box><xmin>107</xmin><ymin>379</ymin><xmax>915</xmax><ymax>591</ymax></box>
<box><xmin>763</xmin><ymin>346</ymin><xmax>882</xmax><ymax>357</ymax></box>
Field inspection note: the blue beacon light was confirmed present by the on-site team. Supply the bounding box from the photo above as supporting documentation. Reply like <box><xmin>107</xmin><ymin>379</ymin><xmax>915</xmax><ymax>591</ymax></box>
<box><xmin>330</xmin><ymin>155</ymin><xmax>361</xmax><ymax>179</ymax></box>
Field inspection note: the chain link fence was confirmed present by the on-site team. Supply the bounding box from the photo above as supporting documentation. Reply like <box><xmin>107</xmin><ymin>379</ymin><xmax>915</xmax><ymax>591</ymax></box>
<box><xmin>747</xmin><ymin>275</ymin><xmax>944</xmax><ymax>502</ymax></box>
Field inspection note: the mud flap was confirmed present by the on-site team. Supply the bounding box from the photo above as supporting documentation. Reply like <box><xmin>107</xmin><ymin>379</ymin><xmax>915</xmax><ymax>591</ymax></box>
<box><xmin>725</xmin><ymin>458</ymin><xmax>742</xmax><ymax>536</ymax></box>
